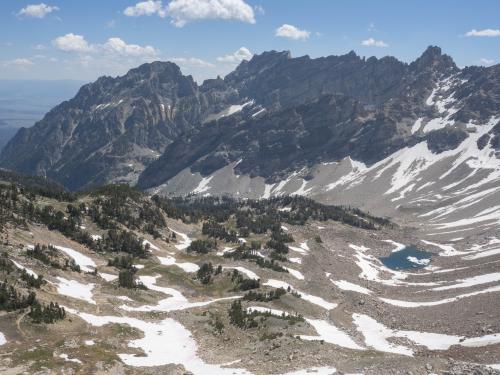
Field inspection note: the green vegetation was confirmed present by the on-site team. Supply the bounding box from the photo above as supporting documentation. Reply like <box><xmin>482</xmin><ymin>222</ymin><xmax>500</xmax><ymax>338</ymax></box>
<box><xmin>118</xmin><ymin>269</ymin><xmax>146</xmax><ymax>289</ymax></box>
<box><xmin>196</xmin><ymin>262</ymin><xmax>222</xmax><ymax>285</ymax></box>
<box><xmin>187</xmin><ymin>239</ymin><xmax>216</xmax><ymax>254</ymax></box>
<box><xmin>228</xmin><ymin>300</ymin><xmax>304</xmax><ymax>329</ymax></box>
<box><xmin>243</xmin><ymin>287</ymin><xmax>286</xmax><ymax>302</ymax></box>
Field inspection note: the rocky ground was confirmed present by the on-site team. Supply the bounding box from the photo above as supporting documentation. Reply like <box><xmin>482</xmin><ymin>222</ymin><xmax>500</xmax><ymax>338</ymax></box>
<box><xmin>0</xmin><ymin>206</ymin><xmax>499</xmax><ymax>375</ymax></box>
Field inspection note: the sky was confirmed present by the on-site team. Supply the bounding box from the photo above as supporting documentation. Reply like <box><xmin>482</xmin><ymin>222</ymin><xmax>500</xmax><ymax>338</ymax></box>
<box><xmin>1</xmin><ymin>0</ymin><xmax>499</xmax><ymax>83</ymax></box>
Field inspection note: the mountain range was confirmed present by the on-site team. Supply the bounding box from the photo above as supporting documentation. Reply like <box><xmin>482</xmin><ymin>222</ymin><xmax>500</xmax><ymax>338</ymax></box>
<box><xmin>1</xmin><ymin>46</ymin><xmax>500</xmax><ymax>233</ymax></box>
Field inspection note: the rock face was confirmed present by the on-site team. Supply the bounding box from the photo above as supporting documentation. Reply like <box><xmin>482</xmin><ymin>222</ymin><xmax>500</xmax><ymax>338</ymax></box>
<box><xmin>1</xmin><ymin>46</ymin><xmax>500</xmax><ymax>200</ymax></box>
<box><xmin>0</xmin><ymin>62</ymin><xmax>238</xmax><ymax>190</ymax></box>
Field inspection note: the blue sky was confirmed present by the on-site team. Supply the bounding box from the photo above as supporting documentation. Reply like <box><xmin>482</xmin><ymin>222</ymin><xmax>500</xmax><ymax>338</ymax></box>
<box><xmin>1</xmin><ymin>0</ymin><xmax>499</xmax><ymax>83</ymax></box>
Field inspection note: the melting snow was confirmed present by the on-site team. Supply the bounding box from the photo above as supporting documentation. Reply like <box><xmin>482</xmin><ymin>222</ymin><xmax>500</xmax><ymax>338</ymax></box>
<box><xmin>331</xmin><ymin>280</ymin><xmax>372</xmax><ymax>295</ymax></box>
<box><xmin>407</xmin><ymin>256</ymin><xmax>430</xmax><ymax>266</ymax></box>
<box><xmin>120</xmin><ymin>275</ymin><xmax>238</xmax><ymax>312</ymax></box>
<box><xmin>12</xmin><ymin>260</ymin><xmax>37</xmax><ymax>277</ymax></box>
<box><xmin>65</xmin><ymin>307</ymin><xmax>251</xmax><ymax>373</ymax></box>
<box><xmin>192</xmin><ymin>176</ymin><xmax>213</xmax><ymax>194</ymax></box>
<box><xmin>171</xmin><ymin>230</ymin><xmax>192</xmax><ymax>250</ymax></box>
<box><xmin>301</xmin><ymin>319</ymin><xmax>364</xmax><ymax>350</ymax></box>
<box><xmin>157</xmin><ymin>255</ymin><xmax>199</xmax><ymax>273</ymax></box>
<box><xmin>264</xmin><ymin>279</ymin><xmax>337</xmax><ymax>310</ymax></box>
<box><xmin>53</xmin><ymin>245</ymin><xmax>96</xmax><ymax>273</ymax></box>
<box><xmin>431</xmin><ymin>272</ymin><xmax>500</xmax><ymax>291</ymax></box>
<box><xmin>223</xmin><ymin>266</ymin><xmax>259</xmax><ymax>280</ymax></box>
<box><xmin>55</xmin><ymin>277</ymin><xmax>95</xmax><ymax>305</ymax></box>
<box><xmin>99</xmin><ymin>273</ymin><xmax>118</xmax><ymax>282</ymax></box>
<box><xmin>283</xmin><ymin>267</ymin><xmax>305</xmax><ymax>280</ymax></box>
<box><xmin>382</xmin><ymin>240</ymin><xmax>406</xmax><ymax>253</ymax></box>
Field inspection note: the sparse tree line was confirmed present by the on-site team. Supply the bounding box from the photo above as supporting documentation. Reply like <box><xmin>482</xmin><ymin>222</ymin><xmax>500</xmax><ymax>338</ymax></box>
<box><xmin>0</xmin><ymin>253</ymin><xmax>64</xmax><ymax>324</ymax></box>
<box><xmin>228</xmin><ymin>300</ymin><xmax>304</xmax><ymax>330</ymax></box>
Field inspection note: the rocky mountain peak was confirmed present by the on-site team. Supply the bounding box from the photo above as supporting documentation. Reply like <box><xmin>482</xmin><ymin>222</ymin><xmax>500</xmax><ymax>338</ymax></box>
<box><xmin>410</xmin><ymin>45</ymin><xmax>458</xmax><ymax>74</ymax></box>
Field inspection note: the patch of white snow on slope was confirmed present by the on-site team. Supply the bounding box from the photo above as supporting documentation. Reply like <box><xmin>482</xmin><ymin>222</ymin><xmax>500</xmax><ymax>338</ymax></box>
<box><xmin>301</xmin><ymin>318</ymin><xmax>365</xmax><ymax>350</ymax></box>
<box><xmin>171</xmin><ymin>229</ymin><xmax>192</xmax><ymax>250</ymax></box>
<box><xmin>52</xmin><ymin>245</ymin><xmax>96</xmax><ymax>272</ymax></box>
<box><xmin>143</xmin><ymin>240</ymin><xmax>160</xmax><ymax>251</ymax></box>
<box><xmin>382</xmin><ymin>240</ymin><xmax>406</xmax><ymax>253</ymax></box>
<box><xmin>292</xmin><ymin>179</ymin><xmax>313</xmax><ymax>196</ymax></box>
<box><xmin>289</xmin><ymin>241</ymin><xmax>310</xmax><ymax>254</ymax></box>
<box><xmin>65</xmin><ymin>307</ymin><xmax>252</xmax><ymax>373</ymax></box>
<box><xmin>56</xmin><ymin>277</ymin><xmax>95</xmax><ymax>305</ymax></box>
<box><xmin>58</xmin><ymin>353</ymin><xmax>82</xmax><ymax>364</ymax></box>
<box><xmin>411</xmin><ymin>117</ymin><xmax>423</xmax><ymax>134</ymax></box>
<box><xmin>262</xmin><ymin>183</ymin><xmax>274</xmax><ymax>199</ymax></box>
<box><xmin>223</xmin><ymin>266</ymin><xmax>259</xmax><ymax>280</ymax></box>
<box><xmin>407</xmin><ymin>256</ymin><xmax>430</xmax><ymax>266</ymax></box>
<box><xmin>326</xmin><ymin>157</ymin><xmax>367</xmax><ymax>191</ymax></box>
<box><xmin>157</xmin><ymin>255</ymin><xmax>199</xmax><ymax>273</ymax></box>
<box><xmin>192</xmin><ymin>176</ymin><xmax>213</xmax><ymax>194</ymax></box>
<box><xmin>352</xmin><ymin>313</ymin><xmax>500</xmax><ymax>356</ymax></box>
<box><xmin>431</xmin><ymin>272</ymin><xmax>500</xmax><ymax>291</ymax></box>
<box><xmin>380</xmin><ymin>284</ymin><xmax>500</xmax><ymax>307</ymax></box>
<box><xmin>331</xmin><ymin>280</ymin><xmax>372</xmax><ymax>295</ymax></box>
<box><xmin>99</xmin><ymin>273</ymin><xmax>118</xmax><ymax>282</ymax></box>
<box><xmin>264</xmin><ymin>279</ymin><xmax>337</xmax><ymax>310</ymax></box>
<box><xmin>120</xmin><ymin>275</ymin><xmax>238</xmax><ymax>312</ymax></box>
<box><xmin>283</xmin><ymin>267</ymin><xmax>305</xmax><ymax>280</ymax></box>
<box><xmin>0</xmin><ymin>332</ymin><xmax>6</xmax><ymax>346</ymax></box>
<box><xmin>11</xmin><ymin>260</ymin><xmax>37</xmax><ymax>277</ymax></box>
<box><xmin>421</xmin><ymin>240</ymin><xmax>465</xmax><ymax>257</ymax></box>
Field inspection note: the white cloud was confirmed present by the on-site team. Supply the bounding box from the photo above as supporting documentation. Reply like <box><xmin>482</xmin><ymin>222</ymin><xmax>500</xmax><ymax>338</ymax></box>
<box><xmin>124</xmin><ymin>1</ymin><xmax>166</xmax><ymax>17</ymax></box>
<box><xmin>217</xmin><ymin>47</ymin><xmax>252</xmax><ymax>63</ymax></box>
<box><xmin>3</xmin><ymin>58</ymin><xmax>34</xmax><ymax>67</ymax></box>
<box><xmin>52</xmin><ymin>34</ymin><xmax>158</xmax><ymax>58</ymax></box>
<box><xmin>33</xmin><ymin>44</ymin><xmax>46</xmax><ymax>50</ymax></box>
<box><xmin>275</xmin><ymin>24</ymin><xmax>310</xmax><ymax>41</ymax></box>
<box><xmin>166</xmin><ymin>0</ymin><xmax>255</xmax><ymax>27</ymax></box>
<box><xmin>361</xmin><ymin>38</ymin><xmax>389</xmax><ymax>47</ymax></box>
<box><xmin>52</xmin><ymin>33</ymin><xmax>94</xmax><ymax>53</ymax></box>
<box><xmin>466</xmin><ymin>28</ymin><xmax>500</xmax><ymax>37</ymax></box>
<box><xmin>103</xmin><ymin>37</ymin><xmax>157</xmax><ymax>57</ymax></box>
<box><xmin>170</xmin><ymin>57</ymin><xmax>215</xmax><ymax>68</ymax></box>
<box><xmin>17</xmin><ymin>3</ymin><xmax>59</xmax><ymax>18</ymax></box>
<box><xmin>479</xmin><ymin>58</ymin><xmax>495</xmax><ymax>66</ymax></box>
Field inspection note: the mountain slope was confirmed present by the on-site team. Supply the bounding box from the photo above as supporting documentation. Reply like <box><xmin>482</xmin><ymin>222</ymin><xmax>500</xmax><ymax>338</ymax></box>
<box><xmin>1</xmin><ymin>46</ymin><xmax>500</xmax><ymax>237</ymax></box>
<box><xmin>0</xmin><ymin>62</ymin><xmax>238</xmax><ymax>190</ymax></box>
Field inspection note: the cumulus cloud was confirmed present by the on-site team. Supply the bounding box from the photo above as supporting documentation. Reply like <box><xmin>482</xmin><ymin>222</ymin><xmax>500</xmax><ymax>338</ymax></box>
<box><xmin>361</xmin><ymin>38</ymin><xmax>389</xmax><ymax>47</ymax></box>
<box><xmin>166</xmin><ymin>0</ymin><xmax>255</xmax><ymax>27</ymax></box>
<box><xmin>479</xmin><ymin>58</ymin><xmax>495</xmax><ymax>66</ymax></box>
<box><xmin>217</xmin><ymin>47</ymin><xmax>252</xmax><ymax>63</ymax></box>
<box><xmin>170</xmin><ymin>57</ymin><xmax>215</xmax><ymax>68</ymax></box>
<box><xmin>275</xmin><ymin>24</ymin><xmax>310</xmax><ymax>41</ymax></box>
<box><xmin>17</xmin><ymin>3</ymin><xmax>59</xmax><ymax>18</ymax></box>
<box><xmin>52</xmin><ymin>33</ymin><xmax>94</xmax><ymax>53</ymax></box>
<box><xmin>123</xmin><ymin>0</ymin><xmax>256</xmax><ymax>27</ymax></box>
<box><xmin>52</xmin><ymin>34</ymin><xmax>158</xmax><ymax>58</ymax></box>
<box><xmin>124</xmin><ymin>0</ymin><xmax>166</xmax><ymax>17</ymax></box>
<box><xmin>103</xmin><ymin>37</ymin><xmax>157</xmax><ymax>57</ymax></box>
<box><xmin>3</xmin><ymin>58</ymin><xmax>34</xmax><ymax>67</ymax></box>
<box><xmin>466</xmin><ymin>28</ymin><xmax>500</xmax><ymax>37</ymax></box>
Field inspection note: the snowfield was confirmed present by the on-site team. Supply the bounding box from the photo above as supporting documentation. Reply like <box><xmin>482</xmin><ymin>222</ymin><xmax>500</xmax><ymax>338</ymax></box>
<box><xmin>55</xmin><ymin>277</ymin><xmax>95</xmax><ymax>305</ymax></box>
<box><xmin>52</xmin><ymin>245</ymin><xmax>96</xmax><ymax>272</ymax></box>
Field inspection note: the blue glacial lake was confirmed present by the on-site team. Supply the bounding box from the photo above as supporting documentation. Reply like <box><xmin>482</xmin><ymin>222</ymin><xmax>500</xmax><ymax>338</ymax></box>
<box><xmin>379</xmin><ymin>246</ymin><xmax>433</xmax><ymax>270</ymax></box>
